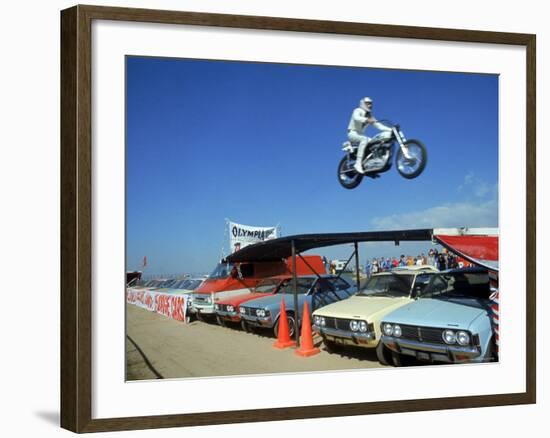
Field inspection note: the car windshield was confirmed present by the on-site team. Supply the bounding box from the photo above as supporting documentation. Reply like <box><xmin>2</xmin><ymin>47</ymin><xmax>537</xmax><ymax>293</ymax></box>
<box><xmin>185</xmin><ymin>279</ymin><xmax>203</xmax><ymax>290</ymax></box>
<box><xmin>278</xmin><ymin>278</ymin><xmax>315</xmax><ymax>295</ymax></box>
<box><xmin>421</xmin><ymin>271</ymin><xmax>491</xmax><ymax>299</ymax></box>
<box><xmin>254</xmin><ymin>278</ymin><xmax>285</xmax><ymax>293</ymax></box>
<box><xmin>357</xmin><ymin>273</ymin><xmax>414</xmax><ymax>298</ymax></box>
<box><xmin>171</xmin><ymin>279</ymin><xmax>190</xmax><ymax>289</ymax></box>
<box><xmin>335</xmin><ymin>277</ymin><xmax>352</xmax><ymax>291</ymax></box>
<box><xmin>315</xmin><ymin>277</ymin><xmax>352</xmax><ymax>293</ymax></box>
<box><xmin>310</xmin><ymin>277</ymin><xmax>353</xmax><ymax>308</ymax></box>
<box><xmin>145</xmin><ymin>279</ymin><xmax>163</xmax><ymax>287</ymax></box>
<box><xmin>159</xmin><ymin>279</ymin><xmax>177</xmax><ymax>288</ymax></box>
<box><xmin>319</xmin><ymin>278</ymin><xmax>352</xmax><ymax>296</ymax></box>
<box><xmin>209</xmin><ymin>263</ymin><xmax>234</xmax><ymax>279</ymax></box>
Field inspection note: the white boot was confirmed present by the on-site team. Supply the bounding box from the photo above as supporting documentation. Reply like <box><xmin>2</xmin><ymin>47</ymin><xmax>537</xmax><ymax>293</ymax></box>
<box><xmin>354</xmin><ymin>155</ymin><xmax>364</xmax><ymax>173</ymax></box>
<box><xmin>354</xmin><ymin>143</ymin><xmax>366</xmax><ymax>173</ymax></box>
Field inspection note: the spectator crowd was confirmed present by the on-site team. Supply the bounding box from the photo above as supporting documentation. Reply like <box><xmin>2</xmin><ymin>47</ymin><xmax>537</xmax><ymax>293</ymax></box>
<box><xmin>361</xmin><ymin>248</ymin><xmax>471</xmax><ymax>278</ymax></box>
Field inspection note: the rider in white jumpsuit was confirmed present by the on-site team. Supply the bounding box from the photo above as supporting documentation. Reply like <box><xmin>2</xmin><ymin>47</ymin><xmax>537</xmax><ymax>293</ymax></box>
<box><xmin>347</xmin><ymin>97</ymin><xmax>391</xmax><ymax>174</ymax></box>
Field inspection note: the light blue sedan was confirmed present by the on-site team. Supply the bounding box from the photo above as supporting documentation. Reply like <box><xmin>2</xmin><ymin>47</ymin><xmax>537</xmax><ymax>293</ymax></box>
<box><xmin>380</xmin><ymin>268</ymin><xmax>498</xmax><ymax>365</ymax></box>
<box><xmin>239</xmin><ymin>275</ymin><xmax>356</xmax><ymax>338</ymax></box>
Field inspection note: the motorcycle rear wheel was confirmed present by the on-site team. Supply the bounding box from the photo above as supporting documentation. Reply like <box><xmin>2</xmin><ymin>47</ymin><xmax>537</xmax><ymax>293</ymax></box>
<box><xmin>396</xmin><ymin>139</ymin><xmax>427</xmax><ymax>179</ymax></box>
<box><xmin>337</xmin><ymin>156</ymin><xmax>363</xmax><ymax>189</ymax></box>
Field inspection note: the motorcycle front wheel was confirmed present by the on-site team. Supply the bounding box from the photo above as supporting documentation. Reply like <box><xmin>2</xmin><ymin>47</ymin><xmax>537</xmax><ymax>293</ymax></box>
<box><xmin>337</xmin><ymin>156</ymin><xmax>363</xmax><ymax>189</ymax></box>
<box><xmin>396</xmin><ymin>139</ymin><xmax>428</xmax><ymax>179</ymax></box>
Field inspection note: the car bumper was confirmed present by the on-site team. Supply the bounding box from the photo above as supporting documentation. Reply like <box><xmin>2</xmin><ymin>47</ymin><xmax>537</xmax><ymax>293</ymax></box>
<box><xmin>215</xmin><ymin>309</ymin><xmax>241</xmax><ymax>322</ymax></box>
<box><xmin>382</xmin><ymin>335</ymin><xmax>482</xmax><ymax>363</ymax></box>
<box><xmin>241</xmin><ymin>313</ymin><xmax>273</xmax><ymax>328</ymax></box>
<box><xmin>313</xmin><ymin>325</ymin><xmax>376</xmax><ymax>347</ymax></box>
<box><xmin>193</xmin><ymin>304</ymin><xmax>215</xmax><ymax>315</ymax></box>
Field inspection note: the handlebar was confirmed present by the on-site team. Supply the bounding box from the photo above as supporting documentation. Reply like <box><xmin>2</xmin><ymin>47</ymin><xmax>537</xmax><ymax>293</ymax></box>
<box><xmin>376</xmin><ymin>119</ymin><xmax>400</xmax><ymax>131</ymax></box>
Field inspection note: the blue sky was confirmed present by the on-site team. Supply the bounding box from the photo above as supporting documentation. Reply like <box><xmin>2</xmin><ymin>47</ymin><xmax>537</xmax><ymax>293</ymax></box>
<box><xmin>126</xmin><ymin>56</ymin><xmax>498</xmax><ymax>275</ymax></box>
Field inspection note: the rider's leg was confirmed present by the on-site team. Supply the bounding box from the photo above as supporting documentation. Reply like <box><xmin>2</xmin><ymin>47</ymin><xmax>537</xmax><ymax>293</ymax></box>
<box><xmin>348</xmin><ymin>131</ymin><xmax>369</xmax><ymax>173</ymax></box>
<box><xmin>354</xmin><ymin>137</ymin><xmax>369</xmax><ymax>173</ymax></box>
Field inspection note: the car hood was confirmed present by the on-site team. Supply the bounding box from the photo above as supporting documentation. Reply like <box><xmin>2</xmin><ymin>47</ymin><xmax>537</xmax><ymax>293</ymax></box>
<box><xmin>217</xmin><ymin>292</ymin><xmax>273</xmax><ymax>306</ymax></box>
<box><xmin>162</xmin><ymin>288</ymin><xmax>192</xmax><ymax>295</ymax></box>
<box><xmin>384</xmin><ymin>298</ymin><xmax>490</xmax><ymax>329</ymax></box>
<box><xmin>241</xmin><ymin>293</ymin><xmax>303</xmax><ymax>311</ymax></box>
<box><xmin>313</xmin><ymin>295</ymin><xmax>411</xmax><ymax>320</ymax></box>
<box><xmin>194</xmin><ymin>278</ymin><xmax>247</xmax><ymax>293</ymax></box>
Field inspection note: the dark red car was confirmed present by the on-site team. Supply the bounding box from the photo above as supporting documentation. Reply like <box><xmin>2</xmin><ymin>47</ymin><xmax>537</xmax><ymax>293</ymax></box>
<box><xmin>214</xmin><ymin>275</ymin><xmax>291</xmax><ymax>328</ymax></box>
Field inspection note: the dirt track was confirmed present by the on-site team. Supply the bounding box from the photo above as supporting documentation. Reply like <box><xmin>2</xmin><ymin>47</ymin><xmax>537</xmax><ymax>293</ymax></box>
<box><xmin>126</xmin><ymin>304</ymin><xmax>385</xmax><ymax>380</ymax></box>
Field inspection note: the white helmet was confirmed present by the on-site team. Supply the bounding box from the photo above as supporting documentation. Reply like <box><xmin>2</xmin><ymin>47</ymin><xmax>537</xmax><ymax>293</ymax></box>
<box><xmin>359</xmin><ymin>96</ymin><xmax>373</xmax><ymax>112</ymax></box>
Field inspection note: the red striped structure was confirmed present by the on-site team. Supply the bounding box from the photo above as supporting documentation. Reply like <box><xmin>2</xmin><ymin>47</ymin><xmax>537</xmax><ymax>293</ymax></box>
<box><xmin>434</xmin><ymin>229</ymin><xmax>499</xmax><ymax>355</ymax></box>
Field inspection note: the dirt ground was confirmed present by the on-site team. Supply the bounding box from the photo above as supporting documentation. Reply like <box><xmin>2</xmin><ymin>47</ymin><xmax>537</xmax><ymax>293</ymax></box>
<box><xmin>126</xmin><ymin>303</ymin><xmax>386</xmax><ymax>380</ymax></box>
<box><xmin>125</xmin><ymin>336</ymin><xmax>160</xmax><ymax>380</ymax></box>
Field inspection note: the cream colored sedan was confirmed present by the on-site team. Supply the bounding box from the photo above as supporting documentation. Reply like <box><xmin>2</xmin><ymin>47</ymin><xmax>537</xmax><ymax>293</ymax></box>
<box><xmin>312</xmin><ymin>265</ymin><xmax>438</xmax><ymax>365</ymax></box>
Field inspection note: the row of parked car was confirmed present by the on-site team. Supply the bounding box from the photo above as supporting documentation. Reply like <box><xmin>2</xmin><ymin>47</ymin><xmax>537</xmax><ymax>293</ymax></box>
<box><xmin>131</xmin><ymin>255</ymin><xmax>498</xmax><ymax>367</ymax></box>
<box><xmin>312</xmin><ymin>265</ymin><xmax>498</xmax><ymax>366</ymax></box>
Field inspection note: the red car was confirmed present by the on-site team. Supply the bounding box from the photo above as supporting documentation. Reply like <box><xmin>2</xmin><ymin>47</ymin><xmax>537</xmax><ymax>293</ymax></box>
<box><xmin>214</xmin><ymin>276</ymin><xmax>291</xmax><ymax>328</ymax></box>
<box><xmin>192</xmin><ymin>255</ymin><xmax>326</xmax><ymax>320</ymax></box>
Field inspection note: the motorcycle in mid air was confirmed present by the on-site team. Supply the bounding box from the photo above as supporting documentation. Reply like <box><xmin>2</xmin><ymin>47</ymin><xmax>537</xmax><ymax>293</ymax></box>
<box><xmin>337</xmin><ymin>121</ymin><xmax>427</xmax><ymax>189</ymax></box>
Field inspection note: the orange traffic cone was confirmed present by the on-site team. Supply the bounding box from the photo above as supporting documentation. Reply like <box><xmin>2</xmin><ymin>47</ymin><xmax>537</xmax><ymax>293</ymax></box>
<box><xmin>295</xmin><ymin>301</ymin><xmax>320</xmax><ymax>357</ymax></box>
<box><xmin>273</xmin><ymin>299</ymin><xmax>296</xmax><ymax>349</ymax></box>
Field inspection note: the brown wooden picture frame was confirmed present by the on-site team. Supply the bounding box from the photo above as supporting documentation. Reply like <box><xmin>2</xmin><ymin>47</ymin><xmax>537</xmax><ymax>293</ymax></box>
<box><xmin>60</xmin><ymin>4</ymin><xmax>536</xmax><ymax>433</ymax></box>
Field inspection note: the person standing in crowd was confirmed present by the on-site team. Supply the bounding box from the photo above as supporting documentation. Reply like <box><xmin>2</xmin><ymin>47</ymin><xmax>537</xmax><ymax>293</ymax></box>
<box><xmin>322</xmin><ymin>256</ymin><xmax>329</xmax><ymax>272</ymax></box>
<box><xmin>428</xmin><ymin>249</ymin><xmax>436</xmax><ymax>266</ymax></box>
<box><xmin>447</xmin><ymin>252</ymin><xmax>458</xmax><ymax>269</ymax></box>
<box><xmin>371</xmin><ymin>259</ymin><xmax>379</xmax><ymax>274</ymax></box>
<box><xmin>365</xmin><ymin>259</ymin><xmax>372</xmax><ymax>278</ymax></box>
<box><xmin>399</xmin><ymin>254</ymin><xmax>406</xmax><ymax>267</ymax></box>
<box><xmin>392</xmin><ymin>257</ymin><xmax>399</xmax><ymax>268</ymax></box>
<box><xmin>437</xmin><ymin>252</ymin><xmax>447</xmax><ymax>270</ymax></box>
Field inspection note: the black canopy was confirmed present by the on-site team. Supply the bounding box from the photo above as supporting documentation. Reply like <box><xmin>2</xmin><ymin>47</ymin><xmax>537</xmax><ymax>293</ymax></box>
<box><xmin>224</xmin><ymin>229</ymin><xmax>433</xmax><ymax>263</ymax></box>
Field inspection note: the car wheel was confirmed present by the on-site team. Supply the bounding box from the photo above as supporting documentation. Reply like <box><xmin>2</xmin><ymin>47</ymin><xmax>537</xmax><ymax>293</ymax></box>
<box><xmin>376</xmin><ymin>341</ymin><xmax>393</xmax><ymax>365</ymax></box>
<box><xmin>391</xmin><ymin>351</ymin><xmax>415</xmax><ymax>367</ymax></box>
<box><xmin>241</xmin><ymin>319</ymin><xmax>251</xmax><ymax>333</ymax></box>
<box><xmin>216</xmin><ymin>315</ymin><xmax>226</xmax><ymax>327</ymax></box>
<box><xmin>274</xmin><ymin>313</ymin><xmax>296</xmax><ymax>339</ymax></box>
<box><xmin>323</xmin><ymin>339</ymin><xmax>342</xmax><ymax>353</ymax></box>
